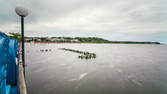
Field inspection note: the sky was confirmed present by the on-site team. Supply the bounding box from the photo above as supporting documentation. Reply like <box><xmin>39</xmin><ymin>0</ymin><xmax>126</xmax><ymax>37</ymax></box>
<box><xmin>0</xmin><ymin>0</ymin><xmax>167</xmax><ymax>43</ymax></box>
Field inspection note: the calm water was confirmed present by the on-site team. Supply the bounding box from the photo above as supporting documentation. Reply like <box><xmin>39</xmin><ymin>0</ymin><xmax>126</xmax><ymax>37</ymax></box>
<box><xmin>25</xmin><ymin>43</ymin><xmax>167</xmax><ymax>94</ymax></box>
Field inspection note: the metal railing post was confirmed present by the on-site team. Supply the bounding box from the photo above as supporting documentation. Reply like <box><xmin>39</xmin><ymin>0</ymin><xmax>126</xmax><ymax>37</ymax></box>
<box><xmin>21</xmin><ymin>16</ymin><xmax>25</xmax><ymax>76</ymax></box>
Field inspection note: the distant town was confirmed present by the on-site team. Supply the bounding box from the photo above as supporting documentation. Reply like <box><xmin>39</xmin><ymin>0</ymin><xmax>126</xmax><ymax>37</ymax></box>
<box><xmin>8</xmin><ymin>32</ymin><xmax>161</xmax><ymax>44</ymax></box>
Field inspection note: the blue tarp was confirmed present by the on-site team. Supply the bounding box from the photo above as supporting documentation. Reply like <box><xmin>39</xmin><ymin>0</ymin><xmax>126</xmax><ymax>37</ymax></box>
<box><xmin>0</xmin><ymin>32</ymin><xmax>19</xmax><ymax>94</ymax></box>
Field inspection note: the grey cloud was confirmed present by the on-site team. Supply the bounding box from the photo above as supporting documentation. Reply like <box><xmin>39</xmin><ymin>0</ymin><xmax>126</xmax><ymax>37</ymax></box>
<box><xmin>0</xmin><ymin>0</ymin><xmax>167</xmax><ymax>43</ymax></box>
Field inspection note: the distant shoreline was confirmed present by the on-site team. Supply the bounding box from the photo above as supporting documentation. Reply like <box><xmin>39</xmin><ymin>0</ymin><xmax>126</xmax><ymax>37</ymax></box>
<box><xmin>24</xmin><ymin>37</ymin><xmax>161</xmax><ymax>44</ymax></box>
<box><xmin>8</xmin><ymin>33</ymin><xmax>161</xmax><ymax>44</ymax></box>
<box><xmin>25</xmin><ymin>41</ymin><xmax>161</xmax><ymax>44</ymax></box>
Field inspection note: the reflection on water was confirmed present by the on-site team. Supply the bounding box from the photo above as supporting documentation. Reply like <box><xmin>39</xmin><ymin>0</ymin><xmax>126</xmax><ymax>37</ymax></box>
<box><xmin>25</xmin><ymin>43</ymin><xmax>167</xmax><ymax>94</ymax></box>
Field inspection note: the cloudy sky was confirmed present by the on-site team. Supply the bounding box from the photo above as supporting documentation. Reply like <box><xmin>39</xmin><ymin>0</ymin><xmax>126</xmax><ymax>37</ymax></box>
<box><xmin>0</xmin><ymin>0</ymin><xmax>167</xmax><ymax>43</ymax></box>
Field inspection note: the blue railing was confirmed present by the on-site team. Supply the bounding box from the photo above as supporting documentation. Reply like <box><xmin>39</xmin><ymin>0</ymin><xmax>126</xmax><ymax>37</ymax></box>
<box><xmin>0</xmin><ymin>32</ymin><xmax>19</xmax><ymax>94</ymax></box>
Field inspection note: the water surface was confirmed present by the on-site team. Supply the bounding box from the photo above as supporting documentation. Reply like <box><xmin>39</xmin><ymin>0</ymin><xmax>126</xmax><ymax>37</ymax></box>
<box><xmin>25</xmin><ymin>43</ymin><xmax>167</xmax><ymax>94</ymax></box>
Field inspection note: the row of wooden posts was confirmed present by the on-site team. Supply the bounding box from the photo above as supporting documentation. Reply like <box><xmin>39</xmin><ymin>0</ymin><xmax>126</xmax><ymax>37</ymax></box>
<box><xmin>40</xmin><ymin>49</ymin><xmax>52</xmax><ymax>52</ymax></box>
<box><xmin>59</xmin><ymin>48</ymin><xmax>96</xmax><ymax>59</ymax></box>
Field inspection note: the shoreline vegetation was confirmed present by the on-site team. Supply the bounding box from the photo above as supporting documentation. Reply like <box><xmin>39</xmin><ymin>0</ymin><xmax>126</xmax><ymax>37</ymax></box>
<box><xmin>9</xmin><ymin>32</ymin><xmax>161</xmax><ymax>44</ymax></box>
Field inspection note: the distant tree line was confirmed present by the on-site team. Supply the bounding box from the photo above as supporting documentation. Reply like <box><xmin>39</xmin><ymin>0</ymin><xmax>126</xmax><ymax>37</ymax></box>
<box><xmin>8</xmin><ymin>32</ymin><xmax>160</xmax><ymax>44</ymax></box>
<box><xmin>8</xmin><ymin>32</ymin><xmax>21</xmax><ymax>41</ymax></box>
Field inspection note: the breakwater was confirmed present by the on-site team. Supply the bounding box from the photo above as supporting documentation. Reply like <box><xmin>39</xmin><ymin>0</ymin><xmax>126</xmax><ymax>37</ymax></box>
<box><xmin>40</xmin><ymin>49</ymin><xmax>52</xmax><ymax>52</ymax></box>
<box><xmin>59</xmin><ymin>48</ymin><xmax>96</xmax><ymax>59</ymax></box>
